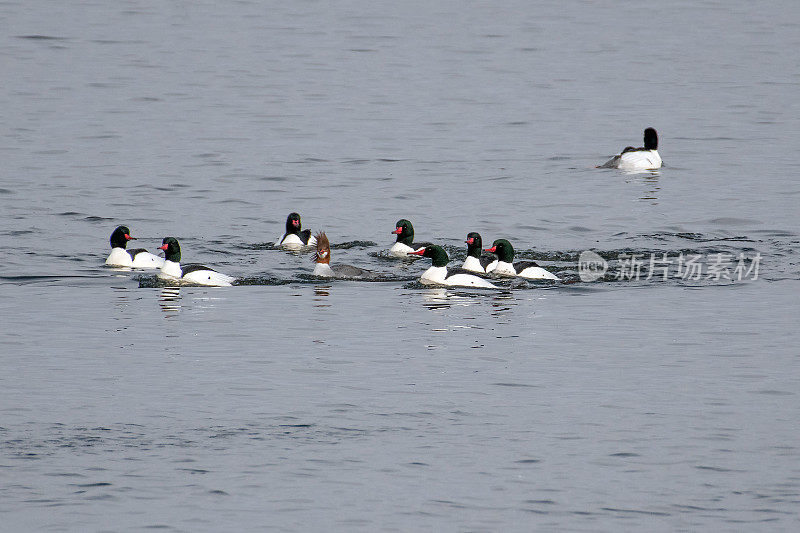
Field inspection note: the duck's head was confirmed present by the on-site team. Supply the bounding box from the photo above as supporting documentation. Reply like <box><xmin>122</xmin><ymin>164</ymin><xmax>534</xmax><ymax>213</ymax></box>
<box><xmin>285</xmin><ymin>212</ymin><xmax>302</xmax><ymax>234</ymax></box>
<box><xmin>644</xmin><ymin>127</ymin><xmax>658</xmax><ymax>150</ymax></box>
<box><xmin>408</xmin><ymin>244</ymin><xmax>449</xmax><ymax>267</ymax></box>
<box><xmin>465</xmin><ymin>232</ymin><xmax>483</xmax><ymax>257</ymax></box>
<box><xmin>157</xmin><ymin>237</ymin><xmax>181</xmax><ymax>262</ymax></box>
<box><xmin>392</xmin><ymin>219</ymin><xmax>414</xmax><ymax>245</ymax></box>
<box><xmin>314</xmin><ymin>231</ymin><xmax>330</xmax><ymax>264</ymax></box>
<box><xmin>485</xmin><ymin>239</ymin><xmax>514</xmax><ymax>262</ymax></box>
<box><xmin>110</xmin><ymin>225</ymin><xmax>135</xmax><ymax>249</ymax></box>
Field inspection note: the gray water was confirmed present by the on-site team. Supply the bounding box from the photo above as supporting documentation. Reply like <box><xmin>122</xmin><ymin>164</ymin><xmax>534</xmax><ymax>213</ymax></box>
<box><xmin>1</xmin><ymin>1</ymin><xmax>799</xmax><ymax>531</ymax></box>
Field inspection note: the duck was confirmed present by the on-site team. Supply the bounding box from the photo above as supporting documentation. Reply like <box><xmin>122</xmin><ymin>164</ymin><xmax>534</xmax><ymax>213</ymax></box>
<box><xmin>389</xmin><ymin>219</ymin><xmax>433</xmax><ymax>257</ymax></box>
<box><xmin>156</xmin><ymin>237</ymin><xmax>235</xmax><ymax>286</ymax></box>
<box><xmin>462</xmin><ymin>232</ymin><xmax>496</xmax><ymax>274</ymax></box>
<box><xmin>105</xmin><ymin>225</ymin><xmax>165</xmax><ymax>268</ymax></box>
<box><xmin>277</xmin><ymin>212</ymin><xmax>316</xmax><ymax>249</ymax></box>
<box><xmin>597</xmin><ymin>127</ymin><xmax>662</xmax><ymax>170</ymax></box>
<box><xmin>408</xmin><ymin>245</ymin><xmax>498</xmax><ymax>288</ymax></box>
<box><xmin>484</xmin><ymin>239</ymin><xmax>560</xmax><ymax>280</ymax></box>
<box><xmin>313</xmin><ymin>232</ymin><xmax>376</xmax><ymax>278</ymax></box>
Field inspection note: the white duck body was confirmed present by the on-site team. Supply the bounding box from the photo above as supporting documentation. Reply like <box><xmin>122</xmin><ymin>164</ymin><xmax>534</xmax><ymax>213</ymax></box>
<box><xmin>420</xmin><ymin>265</ymin><xmax>497</xmax><ymax>288</ymax></box>
<box><xmin>158</xmin><ymin>260</ymin><xmax>234</xmax><ymax>287</ymax></box>
<box><xmin>389</xmin><ymin>241</ymin><xmax>422</xmax><ymax>257</ymax></box>
<box><xmin>278</xmin><ymin>232</ymin><xmax>317</xmax><ymax>249</ymax></box>
<box><xmin>492</xmin><ymin>260</ymin><xmax>560</xmax><ymax>280</ymax></box>
<box><xmin>313</xmin><ymin>262</ymin><xmax>335</xmax><ymax>277</ymax></box>
<box><xmin>616</xmin><ymin>149</ymin><xmax>662</xmax><ymax>171</ymax></box>
<box><xmin>106</xmin><ymin>248</ymin><xmax>166</xmax><ymax>268</ymax></box>
<box><xmin>106</xmin><ymin>247</ymin><xmax>135</xmax><ymax>267</ymax></box>
<box><xmin>461</xmin><ymin>255</ymin><xmax>486</xmax><ymax>273</ymax></box>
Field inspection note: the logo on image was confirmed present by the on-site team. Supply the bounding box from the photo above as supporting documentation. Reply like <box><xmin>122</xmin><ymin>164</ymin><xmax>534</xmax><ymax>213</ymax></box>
<box><xmin>578</xmin><ymin>250</ymin><xmax>608</xmax><ymax>282</ymax></box>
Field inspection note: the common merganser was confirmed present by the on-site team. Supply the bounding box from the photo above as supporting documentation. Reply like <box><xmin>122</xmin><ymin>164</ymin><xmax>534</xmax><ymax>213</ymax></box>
<box><xmin>157</xmin><ymin>237</ymin><xmax>235</xmax><ymax>287</ymax></box>
<box><xmin>462</xmin><ymin>232</ymin><xmax>496</xmax><ymax>274</ymax></box>
<box><xmin>277</xmin><ymin>212</ymin><xmax>316</xmax><ymax>249</ymax></box>
<box><xmin>389</xmin><ymin>219</ymin><xmax>433</xmax><ymax>257</ymax></box>
<box><xmin>485</xmin><ymin>239</ymin><xmax>560</xmax><ymax>280</ymax></box>
<box><xmin>597</xmin><ymin>127</ymin><xmax>662</xmax><ymax>170</ymax></box>
<box><xmin>313</xmin><ymin>232</ymin><xmax>376</xmax><ymax>278</ymax></box>
<box><xmin>105</xmin><ymin>225</ymin><xmax>165</xmax><ymax>268</ymax></box>
<box><xmin>408</xmin><ymin>245</ymin><xmax>497</xmax><ymax>288</ymax></box>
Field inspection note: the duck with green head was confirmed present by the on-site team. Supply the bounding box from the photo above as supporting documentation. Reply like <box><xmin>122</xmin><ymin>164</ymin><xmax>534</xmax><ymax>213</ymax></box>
<box><xmin>408</xmin><ymin>245</ymin><xmax>497</xmax><ymax>288</ymax></box>
<box><xmin>157</xmin><ymin>237</ymin><xmax>235</xmax><ymax>286</ymax></box>
<box><xmin>389</xmin><ymin>219</ymin><xmax>433</xmax><ymax>257</ymax></box>
<box><xmin>278</xmin><ymin>212</ymin><xmax>316</xmax><ymax>249</ymax></box>
<box><xmin>105</xmin><ymin>225</ymin><xmax>165</xmax><ymax>268</ymax></box>
<box><xmin>462</xmin><ymin>232</ymin><xmax>495</xmax><ymax>274</ymax></box>
<box><xmin>484</xmin><ymin>239</ymin><xmax>559</xmax><ymax>280</ymax></box>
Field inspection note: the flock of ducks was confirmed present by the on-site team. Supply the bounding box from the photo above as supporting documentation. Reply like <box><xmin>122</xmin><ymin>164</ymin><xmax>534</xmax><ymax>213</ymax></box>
<box><xmin>105</xmin><ymin>128</ymin><xmax>662</xmax><ymax>288</ymax></box>
<box><xmin>105</xmin><ymin>217</ymin><xmax>559</xmax><ymax>289</ymax></box>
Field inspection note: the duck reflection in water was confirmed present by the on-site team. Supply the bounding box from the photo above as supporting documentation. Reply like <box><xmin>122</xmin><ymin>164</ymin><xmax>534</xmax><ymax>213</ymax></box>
<box><xmin>159</xmin><ymin>286</ymin><xmax>181</xmax><ymax>318</ymax></box>
<box><xmin>313</xmin><ymin>285</ymin><xmax>331</xmax><ymax>308</ymax></box>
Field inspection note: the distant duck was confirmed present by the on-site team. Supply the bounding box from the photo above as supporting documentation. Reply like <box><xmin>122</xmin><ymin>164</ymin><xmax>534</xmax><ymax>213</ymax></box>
<box><xmin>462</xmin><ymin>232</ymin><xmax>496</xmax><ymax>274</ymax></box>
<box><xmin>313</xmin><ymin>232</ymin><xmax>376</xmax><ymax>278</ymax></box>
<box><xmin>598</xmin><ymin>127</ymin><xmax>662</xmax><ymax>170</ymax></box>
<box><xmin>389</xmin><ymin>219</ymin><xmax>433</xmax><ymax>257</ymax></box>
<box><xmin>105</xmin><ymin>225</ymin><xmax>165</xmax><ymax>268</ymax></box>
<box><xmin>278</xmin><ymin>212</ymin><xmax>316</xmax><ymax>249</ymax></box>
<box><xmin>485</xmin><ymin>239</ymin><xmax>560</xmax><ymax>280</ymax></box>
<box><xmin>408</xmin><ymin>245</ymin><xmax>497</xmax><ymax>288</ymax></box>
<box><xmin>157</xmin><ymin>237</ymin><xmax>235</xmax><ymax>287</ymax></box>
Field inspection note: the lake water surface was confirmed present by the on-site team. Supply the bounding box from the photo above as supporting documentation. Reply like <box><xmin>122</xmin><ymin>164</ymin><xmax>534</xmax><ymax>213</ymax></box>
<box><xmin>1</xmin><ymin>1</ymin><xmax>799</xmax><ymax>531</ymax></box>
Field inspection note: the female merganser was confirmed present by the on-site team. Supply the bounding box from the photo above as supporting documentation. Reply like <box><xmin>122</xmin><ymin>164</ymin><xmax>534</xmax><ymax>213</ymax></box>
<box><xmin>313</xmin><ymin>232</ymin><xmax>376</xmax><ymax>278</ymax></box>
<box><xmin>105</xmin><ymin>225</ymin><xmax>165</xmax><ymax>268</ymax></box>
<box><xmin>277</xmin><ymin>212</ymin><xmax>316</xmax><ymax>249</ymax></box>
<box><xmin>157</xmin><ymin>237</ymin><xmax>235</xmax><ymax>287</ymax></box>
<box><xmin>485</xmin><ymin>239</ymin><xmax>560</xmax><ymax>280</ymax></box>
<box><xmin>462</xmin><ymin>232</ymin><xmax>496</xmax><ymax>273</ymax></box>
<box><xmin>389</xmin><ymin>219</ymin><xmax>433</xmax><ymax>257</ymax></box>
<box><xmin>408</xmin><ymin>245</ymin><xmax>497</xmax><ymax>288</ymax></box>
<box><xmin>598</xmin><ymin>127</ymin><xmax>662</xmax><ymax>170</ymax></box>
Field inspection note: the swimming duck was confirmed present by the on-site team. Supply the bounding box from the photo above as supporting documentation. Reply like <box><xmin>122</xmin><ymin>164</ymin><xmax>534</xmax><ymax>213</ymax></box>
<box><xmin>598</xmin><ymin>127</ymin><xmax>662</xmax><ymax>170</ymax></box>
<box><xmin>484</xmin><ymin>239</ymin><xmax>560</xmax><ymax>280</ymax></box>
<box><xmin>408</xmin><ymin>245</ymin><xmax>497</xmax><ymax>288</ymax></box>
<box><xmin>389</xmin><ymin>219</ymin><xmax>433</xmax><ymax>257</ymax></box>
<box><xmin>313</xmin><ymin>232</ymin><xmax>376</xmax><ymax>278</ymax></box>
<box><xmin>157</xmin><ymin>237</ymin><xmax>235</xmax><ymax>286</ymax></box>
<box><xmin>105</xmin><ymin>225</ymin><xmax>165</xmax><ymax>268</ymax></box>
<box><xmin>462</xmin><ymin>232</ymin><xmax>496</xmax><ymax>273</ymax></box>
<box><xmin>278</xmin><ymin>212</ymin><xmax>316</xmax><ymax>249</ymax></box>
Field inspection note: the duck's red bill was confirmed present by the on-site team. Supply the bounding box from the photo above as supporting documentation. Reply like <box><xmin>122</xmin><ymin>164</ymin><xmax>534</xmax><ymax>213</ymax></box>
<box><xmin>391</xmin><ymin>228</ymin><xmax>402</xmax><ymax>234</ymax></box>
<box><xmin>408</xmin><ymin>249</ymin><xmax>425</xmax><ymax>255</ymax></box>
<box><xmin>485</xmin><ymin>246</ymin><xmax>497</xmax><ymax>253</ymax></box>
